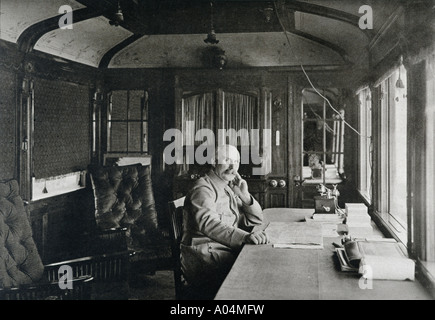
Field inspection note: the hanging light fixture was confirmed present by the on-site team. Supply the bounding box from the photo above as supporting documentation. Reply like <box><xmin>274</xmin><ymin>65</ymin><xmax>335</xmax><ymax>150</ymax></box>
<box><xmin>213</xmin><ymin>48</ymin><xmax>227</xmax><ymax>70</ymax></box>
<box><xmin>396</xmin><ymin>55</ymin><xmax>405</xmax><ymax>88</ymax></box>
<box><xmin>261</xmin><ymin>2</ymin><xmax>274</xmax><ymax>23</ymax></box>
<box><xmin>109</xmin><ymin>0</ymin><xmax>124</xmax><ymax>26</ymax></box>
<box><xmin>204</xmin><ymin>2</ymin><xmax>219</xmax><ymax>44</ymax></box>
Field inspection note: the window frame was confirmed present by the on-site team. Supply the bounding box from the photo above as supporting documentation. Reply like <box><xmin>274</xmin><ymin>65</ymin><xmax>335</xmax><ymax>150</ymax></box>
<box><xmin>372</xmin><ymin>66</ymin><xmax>409</xmax><ymax>245</ymax></box>
<box><xmin>357</xmin><ymin>87</ymin><xmax>372</xmax><ymax>204</ymax></box>
<box><xmin>106</xmin><ymin>89</ymin><xmax>149</xmax><ymax>155</ymax></box>
<box><xmin>301</xmin><ymin>89</ymin><xmax>345</xmax><ymax>184</ymax></box>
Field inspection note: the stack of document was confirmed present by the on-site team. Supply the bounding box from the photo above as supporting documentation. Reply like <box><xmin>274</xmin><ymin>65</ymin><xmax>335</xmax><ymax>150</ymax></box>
<box><xmin>345</xmin><ymin>203</ymin><xmax>373</xmax><ymax>237</ymax></box>
<box><xmin>335</xmin><ymin>238</ymin><xmax>415</xmax><ymax>280</ymax></box>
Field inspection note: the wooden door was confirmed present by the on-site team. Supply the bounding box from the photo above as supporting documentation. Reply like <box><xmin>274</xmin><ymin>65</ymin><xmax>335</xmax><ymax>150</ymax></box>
<box><xmin>266</xmin><ymin>79</ymin><xmax>302</xmax><ymax>208</ymax></box>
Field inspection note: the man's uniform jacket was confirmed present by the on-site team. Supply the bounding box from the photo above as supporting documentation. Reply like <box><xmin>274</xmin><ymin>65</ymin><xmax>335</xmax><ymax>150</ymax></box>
<box><xmin>180</xmin><ymin>170</ymin><xmax>263</xmax><ymax>287</ymax></box>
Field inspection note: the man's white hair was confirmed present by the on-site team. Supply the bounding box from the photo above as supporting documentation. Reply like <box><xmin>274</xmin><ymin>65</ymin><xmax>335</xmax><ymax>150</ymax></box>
<box><xmin>213</xmin><ymin>144</ymin><xmax>240</xmax><ymax>165</ymax></box>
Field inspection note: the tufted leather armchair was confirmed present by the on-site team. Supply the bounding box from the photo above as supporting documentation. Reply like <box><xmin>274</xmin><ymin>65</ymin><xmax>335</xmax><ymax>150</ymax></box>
<box><xmin>88</xmin><ymin>163</ymin><xmax>173</xmax><ymax>277</ymax></box>
<box><xmin>0</xmin><ymin>179</ymin><xmax>94</xmax><ymax>300</ymax></box>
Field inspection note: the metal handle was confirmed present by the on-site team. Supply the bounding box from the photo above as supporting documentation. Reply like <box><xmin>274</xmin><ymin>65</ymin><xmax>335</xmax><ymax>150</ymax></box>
<box><xmin>21</xmin><ymin>138</ymin><xmax>28</xmax><ymax>151</ymax></box>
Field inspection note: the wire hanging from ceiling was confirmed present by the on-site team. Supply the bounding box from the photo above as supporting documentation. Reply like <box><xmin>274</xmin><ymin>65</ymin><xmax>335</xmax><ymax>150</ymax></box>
<box><xmin>204</xmin><ymin>1</ymin><xmax>219</xmax><ymax>44</ymax></box>
<box><xmin>272</xmin><ymin>1</ymin><xmax>369</xmax><ymax>139</ymax></box>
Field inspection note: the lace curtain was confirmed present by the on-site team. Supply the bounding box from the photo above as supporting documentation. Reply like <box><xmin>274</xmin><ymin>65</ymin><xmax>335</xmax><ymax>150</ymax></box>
<box><xmin>223</xmin><ymin>92</ymin><xmax>258</xmax><ymax>134</ymax></box>
<box><xmin>182</xmin><ymin>91</ymin><xmax>258</xmax><ymax>146</ymax></box>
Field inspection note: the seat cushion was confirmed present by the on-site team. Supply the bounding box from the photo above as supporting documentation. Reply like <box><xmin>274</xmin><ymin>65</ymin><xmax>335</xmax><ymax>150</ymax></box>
<box><xmin>0</xmin><ymin>180</ymin><xmax>44</xmax><ymax>288</ymax></box>
<box><xmin>89</xmin><ymin>163</ymin><xmax>165</xmax><ymax>251</ymax></box>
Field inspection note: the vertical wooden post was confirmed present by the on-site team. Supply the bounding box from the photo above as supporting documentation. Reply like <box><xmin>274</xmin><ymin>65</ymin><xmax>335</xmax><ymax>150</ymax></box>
<box><xmin>19</xmin><ymin>78</ymin><xmax>33</xmax><ymax>201</ymax></box>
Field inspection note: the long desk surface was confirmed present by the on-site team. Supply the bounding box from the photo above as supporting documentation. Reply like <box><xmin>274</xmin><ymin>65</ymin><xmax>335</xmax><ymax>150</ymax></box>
<box><xmin>214</xmin><ymin>208</ymin><xmax>432</xmax><ymax>300</ymax></box>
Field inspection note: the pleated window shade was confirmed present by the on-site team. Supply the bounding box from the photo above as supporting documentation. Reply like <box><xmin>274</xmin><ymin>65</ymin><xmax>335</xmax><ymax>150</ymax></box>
<box><xmin>33</xmin><ymin>78</ymin><xmax>90</xmax><ymax>179</ymax></box>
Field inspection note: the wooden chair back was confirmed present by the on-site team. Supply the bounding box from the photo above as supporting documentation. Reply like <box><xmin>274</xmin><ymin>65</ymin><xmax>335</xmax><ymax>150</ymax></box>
<box><xmin>168</xmin><ymin>197</ymin><xmax>186</xmax><ymax>299</ymax></box>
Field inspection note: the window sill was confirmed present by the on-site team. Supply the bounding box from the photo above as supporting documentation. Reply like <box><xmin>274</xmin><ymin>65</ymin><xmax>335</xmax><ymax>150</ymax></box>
<box><xmin>104</xmin><ymin>153</ymin><xmax>151</xmax><ymax>166</ymax></box>
<box><xmin>303</xmin><ymin>178</ymin><xmax>343</xmax><ymax>185</ymax></box>
<box><xmin>371</xmin><ymin>211</ymin><xmax>406</xmax><ymax>245</ymax></box>
<box><xmin>32</xmin><ymin>186</ymin><xmax>86</xmax><ymax>201</ymax></box>
<box><xmin>417</xmin><ymin>260</ymin><xmax>435</xmax><ymax>299</ymax></box>
<box><xmin>371</xmin><ymin>213</ymin><xmax>435</xmax><ymax>298</ymax></box>
<box><xmin>32</xmin><ymin>171</ymin><xmax>86</xmax><ymax>201</ymax></box>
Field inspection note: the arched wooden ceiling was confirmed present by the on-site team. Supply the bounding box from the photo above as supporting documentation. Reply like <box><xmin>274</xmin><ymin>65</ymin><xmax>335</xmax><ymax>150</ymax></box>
<box><xmin>0</xmin><ymin>0</ymin><xmax>403</xmax><ymax>72</ymax></box>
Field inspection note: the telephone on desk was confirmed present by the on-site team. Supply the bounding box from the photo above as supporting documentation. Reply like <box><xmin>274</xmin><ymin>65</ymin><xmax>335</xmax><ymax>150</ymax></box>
<box><xmin>313</xmin><ymin>184</ymin><xmax>340</xmax><ymax>214</ymax></box>
<box><xmin>314</xmin><ymin>195</ymin><xmax>336</xmax><ymax>213</ymax></box>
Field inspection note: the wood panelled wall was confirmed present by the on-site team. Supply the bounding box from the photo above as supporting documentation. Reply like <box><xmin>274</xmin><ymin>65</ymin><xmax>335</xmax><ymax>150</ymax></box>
<box><xmin>0</xmin><ymin>41</ymin><xmax>100</xmax><ymax>263</ymax></box>
<box><xmin>104</xmin><ymin>68</ymin><xmax>360</xmax><ymax>209</ymax></box>
<box><xmin>1</xmin><ymin>38</ymin><xmax>361</xmax><ymax>261</ymax></box>
<box><xmin>0</xmin><ymin>68</ymin><xmax>18</xmax><ymax>180</ymax></box>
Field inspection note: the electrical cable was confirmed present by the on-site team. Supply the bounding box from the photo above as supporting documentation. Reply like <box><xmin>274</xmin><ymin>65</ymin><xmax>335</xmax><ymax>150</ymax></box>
<box><xmin>273</xmin><ymin>1</ymin><xmax>371</xmax><ymax>139</ymax></box>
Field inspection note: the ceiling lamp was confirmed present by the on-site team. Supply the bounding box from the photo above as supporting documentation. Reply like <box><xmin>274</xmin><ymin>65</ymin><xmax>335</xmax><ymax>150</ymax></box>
<box><xmin>201</xmin><ymin>46</ymin><xmax>227</xmax><ymax>70</ymax></box>
<box><xmin>204</xmin><ymin>2</ymin><xmax>219</xmax><ymax>44</ymax></box>
<box><xmin>109</xmin><ymin>0</ymin><xmax>124</xmax><ymax>26</ymax></box>
<box><xmin>213</xmin><ymin>48</ymin><xmax>227</xmax><ymax>70</ymax></box>
<box><xmin>261</xmin><ymin>3</ymin><xmax>274</xmax><ymax>23</ymax></box>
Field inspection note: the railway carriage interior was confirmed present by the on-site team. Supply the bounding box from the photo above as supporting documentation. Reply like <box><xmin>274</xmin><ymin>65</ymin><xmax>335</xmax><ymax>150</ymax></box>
<box><xmin>0</xmin><ymin>0</ymin><xmax>434</xmax><ymax>301</ymax></box>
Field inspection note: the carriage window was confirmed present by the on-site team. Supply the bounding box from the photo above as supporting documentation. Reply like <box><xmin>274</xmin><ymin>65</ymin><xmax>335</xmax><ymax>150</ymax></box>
<box><xmin>301</xmin><ymin>88</ymin><xmax>345</xmax><ymax>184</ymax></box>
<box><xmin>107</xmin><ymin>90</ymin><xmax>148</xmax><ymax>154</ymax></box>
<box><xmin>357</xmin><ymin>87</ymin><xmax>372</xmax><ymax>204</ymax></box>
<box><xmin>375</xmin><ymin>65</ymin><xmax>408</xmax><ymax>244</ymax></box>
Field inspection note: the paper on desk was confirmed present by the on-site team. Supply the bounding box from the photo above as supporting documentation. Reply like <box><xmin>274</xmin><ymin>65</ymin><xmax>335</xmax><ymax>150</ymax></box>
<box><xmin>359</xmin><ymin>255</ymin><xmax>415</xmax><ymax>281</ymax></box>
<box><xmin>265</xmin><ymin>221</ymin><xmax>323</xmax><ymax>249</ymax></box>
<box><xmin>273</xmin><ymin>243</ymin><xmax>323</xmax><ymax>249</ymax></box>
<box><xmin>305</xmin><ymin>219</ymin><xmax>341</xmax><ymax>237</ymax></box>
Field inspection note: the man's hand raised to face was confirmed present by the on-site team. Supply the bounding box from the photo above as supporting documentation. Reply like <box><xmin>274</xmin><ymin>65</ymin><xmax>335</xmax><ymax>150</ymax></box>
<box><xmin>230</xmin><ymin>172</ymin><xmax>252</xmax><ymax>204</ymax></box>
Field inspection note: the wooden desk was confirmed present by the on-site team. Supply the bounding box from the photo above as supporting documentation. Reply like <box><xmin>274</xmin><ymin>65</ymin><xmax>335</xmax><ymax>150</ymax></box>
<box><xmin>215</xmin><ymin>208</ymin><xmax>432</xmax><ymax>300</ymax></box>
